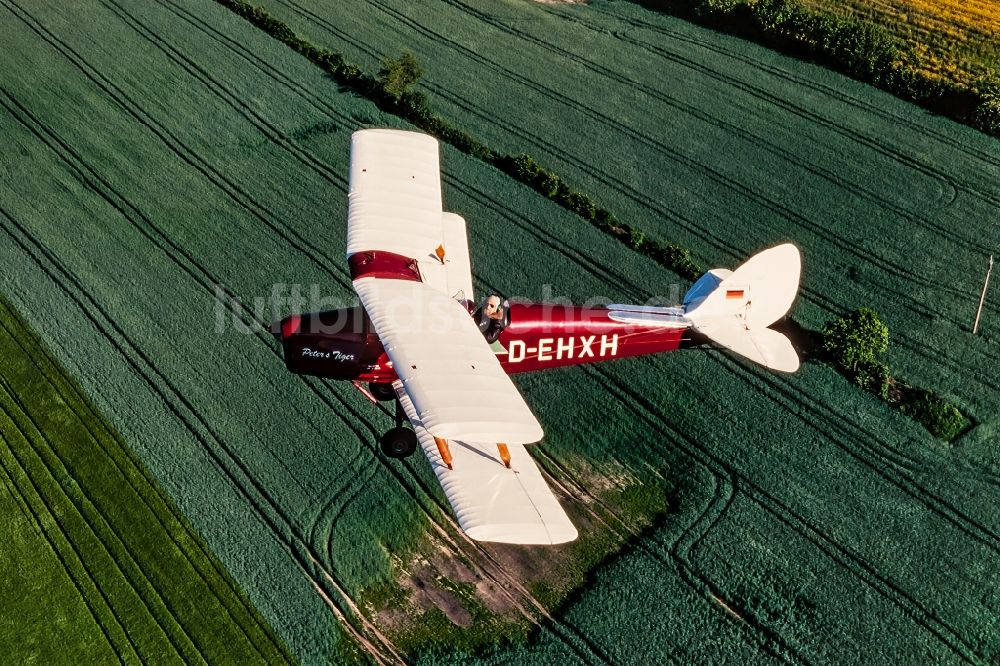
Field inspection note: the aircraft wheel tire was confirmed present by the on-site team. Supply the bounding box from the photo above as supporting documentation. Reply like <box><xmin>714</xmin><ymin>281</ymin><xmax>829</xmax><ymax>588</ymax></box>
<box><xmin>368</xmin><ymin>382</ymin><xmax>396</xmax><ymax>402</ymax></box>
<box><xmin>380</xmin><ymin>427</ymin><xmax>417</xmax><ymax>459</ymax></box>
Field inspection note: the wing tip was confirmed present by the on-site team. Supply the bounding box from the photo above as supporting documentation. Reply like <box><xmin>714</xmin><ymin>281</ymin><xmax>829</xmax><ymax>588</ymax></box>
<box><xmin>465</xmin><ymin>523</ymin><xmax>578</xmax><ymax>545</ymax></box>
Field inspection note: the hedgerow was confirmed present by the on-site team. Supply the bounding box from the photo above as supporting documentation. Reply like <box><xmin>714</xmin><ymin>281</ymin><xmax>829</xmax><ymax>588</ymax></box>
<box><xmin>629</xmin><ymin>0</ymin><xmax>1000</xmax><ymax>139</ymax></box>
<box><xmin>215</xmin><ymin>0</ymin><xmax>702</xmax><ymax>278</ymax></box>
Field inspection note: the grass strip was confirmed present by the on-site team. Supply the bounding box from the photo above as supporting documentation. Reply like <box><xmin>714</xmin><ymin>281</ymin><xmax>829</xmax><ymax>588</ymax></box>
<box><xmin>0</xmin><ymin>297</ymin><xmax>294</xmax><ymax>665</ymax></box>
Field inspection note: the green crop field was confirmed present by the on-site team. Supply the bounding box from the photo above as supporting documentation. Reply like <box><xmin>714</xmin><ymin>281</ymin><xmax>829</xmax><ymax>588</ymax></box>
<box><xmin>1</xmin><ymin>0</ymin><xmax>998</xmax><ymax>663</ymax></box>
<box><xmin>0</xmin><ymin>298</ymin><xmax>291</xmax><ymax>663</ymax></box>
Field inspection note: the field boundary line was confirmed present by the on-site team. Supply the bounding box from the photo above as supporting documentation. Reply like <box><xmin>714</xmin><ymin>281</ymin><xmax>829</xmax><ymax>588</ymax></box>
<box><xmin>0</xmin><ymin>302</ymin><xmax>289</xmax><ymax>662</ymax></box>
<box><xmin>0</xmin><ymin>204</ymin><xmax>405</xmax><ymax>665</ymax></box>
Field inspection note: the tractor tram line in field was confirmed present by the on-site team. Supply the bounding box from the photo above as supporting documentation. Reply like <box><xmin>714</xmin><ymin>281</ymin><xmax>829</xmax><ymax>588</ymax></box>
<box><xmin>444</xmin><ymin>174</ymin><xmax>651</xmax><ymax>301</ymax></box>
<box><xmin>0</xmin><ymin>83</ymin><xmax>352</xmax><ymax>504</ymax></box>
<box><xmin>455</xmin><ymin>0</ymin><xmax>1000</xmax><ymax>212</ymax></box>
<box><xmin>5</xmin><ymin>0</ymin><xmax>997</xmax><ymax>661</ymax></box>
<box><xmin>0</xmin><ymin>381</ymin><xmax>208</xmax><ymax>664</ymax></box>
<box><xmin>94</xmin><ymin>0</ymin><xmax>349</xmax><ymax>196</ymax></box>
<box><xmin>0</xmin><ymin>0</ymin><xmax>357</xmax><ymax>300</ymax></box>
<box><xmin>532</xmin><ymin>350</ymin><xmax>987</xmax><ymax>663</ymax></box>
<box><xmin>3</xmin><ymin>0</ymin><xmax>379</xmax><ymax>459</ymax></box>
<box><xmin>276</xmin><ymin>0</ymin><xmax>999</xmax><ymax>338</ymax></box>
<box><xmin>0</xmin><ymin>422</ymin><xmax>140</xmax><ymax>665</ymax></box>
<box><xmin>592</xmin><ymin>7</ymin><xmax>1000</xmax><ymax>171</ymax></box>
<box><xmin>426</xmin><ymin>80</ymin><xmax>1000</xmax><ymax>357</ymax></box>
<box><xmin>1</xmin><ymin>19</ymin><xmax>610</xmax><ymax>658</ymax></box>
<box><xmin>0</xmin><ymin>308</ymin><xmax>283</xmax><ymax>661</ymax></box>
<box><xmin>161</xmin><ymin>0</ymin><xmax>652</xmax><ymax>306</ymax></box>
<box><xmin>362</xmin><ymin>0</ymin><xmax>990</xmax><ymax>261</ymax></box>
<box><xmin>356</xmin><ymin>0</ymin><xmax>1000</xmax><ymax>346</ymax></box>
<box><xmin>530</xmin><ymin>448</ymin><xmax>809</xmax><ymax>665</ymax></box>
<box><xmin>0</xmin><ymin>75</ymin><xmax>404</xmax><ymax>656</ymax></box>
<box><xmin>4</xmin><ymin>0</ymin><xmax>404</xmax><ymax>462</ymax></box>
<box><xmin>98</xmin><ymin>13</ymin><xmax>662</xmax><ymax>660</ymax></box>
<box><xmin>244</xmin><ymin>0</ymin><xmax>1000</xmax><ymax>470</ymax></box>
<box><xmin>429</xmin><ymin>1</ymin><xmax>995</xmax><ymax>300</ymax></box>
<box><xmin>0</xmin><ymin>206</ymin><xmax>406</xmax><ymax>665</ymax></box>
<box><xmin>559</xmin><ymin>17</ymin><xmax>1000</xmax><ymax>246</ymax></box>
<box><xmin>711</xmin><ymin>348</ymin><xmax>1000</xmax><ymax>551</ymax></box>
<box><xmin>584</xmin><ymin>363</ymin><xmax>984</xmax><ymax>663</ymax></box>
<box><xmin>148</xmin><ymin>1</ymin><xmax>1000</xmax><ymax>652</ymax></box>
<box><xmin>0</xmin><ymin>444</ymin><xmax>134</xmax><ymax>664</ymax></box>
<box><xmin>893</xmin><ymin>337</ymin><xmax>1000</xmax><ymax>421</ymax></box>
<box><xmin>2</xmin><ymin>4</ymin><xmax>626</xmax><ymax>659</ymax></box>
<box><xmin>561</xmin><ymin>3</ymin><xmax>1000</xmax><ymax>177</ymax></box>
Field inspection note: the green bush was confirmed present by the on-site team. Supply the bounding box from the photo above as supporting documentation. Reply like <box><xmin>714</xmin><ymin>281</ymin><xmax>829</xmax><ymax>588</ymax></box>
<box><xmin>564</xmin><ymin>191</ymin><xmax>597</xmax><ymax>220</ymax></box>
<box><xmin>821</xmin><ymin>308</ymin><xmax>889</xmax><ymax>373</ymax></box>
<box><xmin>754</xmin><ymin>0</ymin><xmax>797</xmax><ymax>31</ymax></box>
<box><xmin>820</xmin><ymin>309</ymin><xmax>970</xmax><ymax>439</ymax></box>
<box><xmin>539</xmin><ymin>172</ymin><xmax>561</xmax><ymax>197</ymax></box>
<box><xmin>900</xmin><ymin>390</ymin><xmax>969</xmax><ymax>442</ymax></box>
<box><xmin>971</xmin><ymin>78</ymin><xmax>1000</xmax><ymax>135</ymax></box>
<box><xmin>508</xmin><ymin>153</ymin><xmax>541</xmax><ymax>180</ymax></box>
<box><xmin>645</xmin><ymin>242</ymin><xmax>702</xmax><ymax>281</ymax></box>
<box><xmin>853</xmin><ymin>359</ymin><xmax>890</xmax><ymax>401</ymax></box>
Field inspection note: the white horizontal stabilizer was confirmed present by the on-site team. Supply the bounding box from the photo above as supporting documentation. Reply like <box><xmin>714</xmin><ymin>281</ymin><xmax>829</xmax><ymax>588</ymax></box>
<box><xmin>696</xmin><ymin>319</ymin><xmax>800</xmax><ymax>372</ymax></box>
<box><xmin>684</xmin><ymin>244</ymin><xmax>802</xmax><ymax>373</ymax></box>
<box><xmin>685</xmin><ymin>244</ymin><xmax>800</xmax><ymax>330</ymax></box>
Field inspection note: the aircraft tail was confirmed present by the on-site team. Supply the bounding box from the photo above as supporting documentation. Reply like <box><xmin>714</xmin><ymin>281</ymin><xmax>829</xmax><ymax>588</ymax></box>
<box><xmin>683</xmin><ymin>244</ymin><xmax>802</xmax><ymax>373</ymax></box>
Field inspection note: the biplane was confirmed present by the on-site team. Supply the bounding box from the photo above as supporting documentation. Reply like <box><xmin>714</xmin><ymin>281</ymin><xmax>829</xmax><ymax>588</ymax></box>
<box><xmin>275</xmin><ymin>129</ymin><xmax>801</xmax><ymax>545</ymax></box>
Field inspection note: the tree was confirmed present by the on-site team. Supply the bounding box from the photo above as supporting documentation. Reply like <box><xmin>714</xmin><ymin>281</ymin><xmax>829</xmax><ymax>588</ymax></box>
<box><xmin>377</xmin><ymin>51</ymin><xmax>424</xmax><ymax>101</ymax></box>
<box><xmin>821</xmin><ymin>307</ymin><xmax>889</xmax><ymax>372</ymax></box>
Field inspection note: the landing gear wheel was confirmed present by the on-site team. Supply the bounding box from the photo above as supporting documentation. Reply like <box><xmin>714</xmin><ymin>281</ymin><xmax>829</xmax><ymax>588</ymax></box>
<box><xmin>368</xmin><ymin>382</ymin><xmax>396</xmax><ymax>402</ymax></box>
<box><xmin>379</xmin><ymin>426</ymin><xmax>417</xmax><ymax>459</ymax></box>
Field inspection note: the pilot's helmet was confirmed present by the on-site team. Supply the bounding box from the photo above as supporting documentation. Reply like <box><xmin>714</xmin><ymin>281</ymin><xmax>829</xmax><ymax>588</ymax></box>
<box><xmin>484</xmin><ymin>294</ymin><xmax>502</xmax><ymax>315</ymax></box>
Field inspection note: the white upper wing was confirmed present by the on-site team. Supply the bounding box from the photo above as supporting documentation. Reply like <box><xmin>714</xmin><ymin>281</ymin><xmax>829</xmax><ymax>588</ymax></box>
<box><xmin>348</xmin><ymin>129</ymin><xmax>442</xmax><ymax>259</ymax></box>
<box><xmin>349</xmin><ymin>129</ymin><xmax>474</xmax><ymax>302</ymax></box>
<box><xmin>349</xmin><ymin>129</ymin><xmax>571</xmax><ymax>543</ymax></box>
<box><xmin>355</xmin><ymin>278</ymin><xmax>543</xmax><ymax>444</ymax></box>
<box><xmin>395</xmin><ymin>383</ymin><xmax>577</xmax><ymax>545</ymax></box>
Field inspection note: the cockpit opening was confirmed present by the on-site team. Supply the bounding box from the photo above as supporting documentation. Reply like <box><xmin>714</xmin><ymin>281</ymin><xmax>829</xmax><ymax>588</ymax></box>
<box><xmin>473</xmin><ymin>294</ymin><xmax>510</xmax><ymax>343</ymax></box>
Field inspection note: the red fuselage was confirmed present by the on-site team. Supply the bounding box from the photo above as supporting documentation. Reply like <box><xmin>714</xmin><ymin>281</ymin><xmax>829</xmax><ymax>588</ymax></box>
<box><xmin>275</xmin><ymin>302</ymin><xmax>688</xmax><ymax>384</ymax></box>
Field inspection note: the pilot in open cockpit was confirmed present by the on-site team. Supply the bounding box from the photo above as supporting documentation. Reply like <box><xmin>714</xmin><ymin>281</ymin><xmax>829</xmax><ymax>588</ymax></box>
<box><xmin>474</xmin><ymin>294</ymin><xmax>508</xmax><ymax>343</ymax></box>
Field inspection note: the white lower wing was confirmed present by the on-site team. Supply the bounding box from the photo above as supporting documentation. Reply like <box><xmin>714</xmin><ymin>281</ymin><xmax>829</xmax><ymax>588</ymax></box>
<box><xmin>395</xmin><ymin>383</ymin><xmax>577</xmax><ymax>545</ymax></box>
<box><xmin>355</xmin><ymin>277</ymin><xmax>543</xmax><ymax>444</ymax></box>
